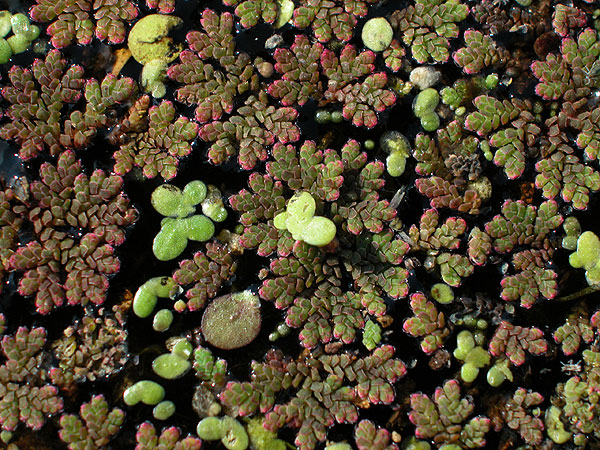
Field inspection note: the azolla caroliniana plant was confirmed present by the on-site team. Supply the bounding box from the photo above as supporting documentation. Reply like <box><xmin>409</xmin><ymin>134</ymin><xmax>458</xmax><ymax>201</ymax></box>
<box><xmin>2</xmin><ymin>0</ymin><xmax>600</xmax><ymax>449</ymax></box>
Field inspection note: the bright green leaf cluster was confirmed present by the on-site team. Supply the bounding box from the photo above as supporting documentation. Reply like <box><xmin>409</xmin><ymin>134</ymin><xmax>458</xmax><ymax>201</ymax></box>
<box><xmin>246</xmin><ymin>416</ymin><xmax>286</xmax><ymax>450</ymax></box>
<box><xmin>274</xmin><ymin>191</ymin><xmax>336</xmax><ymax>246</ymax></box>
<box><xmin>151</xmin><ymin>181</ymin><xmax>207</xmax><ymax>217</ymax></box>
<box><xmin>431</xmin><ymin>283</ymin><xmax>454</xmax><ymax>304</ymax></box>
<box><xmin>152</xmin><ymin>400</ymin><xmax>176</xmax><ymax>420</ymax></box>
<box><xmin>545</xmin><ymin>405</ymin><xmax>572</xmax><ymax>444</ymax></box>
<box><xmin>152</xmin><ymin>309</ymin><xmax>174</xmax><ymax>332</ymax></box>
<box><xmin>453</xmin><ymin>330</ymin><xmax>490</xmax><ymax>383</ymax></box>
<box><xmin>151</xmin><ymin>181</ymin><xmax>227</xmax><ymax>260</ymax></box>
<box><xmin>123</xmin><ymin>380</ymin><xmax>165</xmax><ymax>406</ymax></box>
<box><xmin>361</xmin><ymin>17</ymin><xmax>393</xmax><ymax>52</ymax></box>
<box><xmin>153</xmin><ymin>215</ymin><xmax>215</xmax><ymax>261</ymax></box>
<box><xmin>133</xmin><ymin>276</ymin><xmax>179</xmax><ymax>318</ymax></box>
<box><xmin>0</xmin><ymin>11</ymin><xmax>40</xmax><ymax>64</ymax></box>
<box><xmin>569</xmin><ymin>231</ymin><xmax>600</xmax><ymax>285</ymax></box>
<box><xmin>413</xmin><ymin>88</ymin><xmax>440</xmax><ymax>131</ymax></box>
<box><xmin>127</xmin><ymin>14</ymin><xmax>183</xmax><ymax>98</ymax></box>
<box><xmin>486</xmin><ymin>358</ymin><xmax>513</xmax><ymax>387</ymax></box>
<box><xmin>152</xmin><ymin>338</ymin><xmax>193</xmax><ymax>380</ymax></box>
<box><xmin>197</xmin><ymin>416</ymin><xmax>249</xmax><ymax>450</ymax></box>
<box><xmin>380</xmin><ymin>130</ymin><xmax>411</xmax><ymax>177</ymax></box>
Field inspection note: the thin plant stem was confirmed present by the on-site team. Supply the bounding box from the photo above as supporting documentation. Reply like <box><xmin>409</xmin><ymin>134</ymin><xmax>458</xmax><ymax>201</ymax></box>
<box><xmin>554</xmin><ymin>285</ymin><xmax>600</xmax><ymax>303</ymax></box>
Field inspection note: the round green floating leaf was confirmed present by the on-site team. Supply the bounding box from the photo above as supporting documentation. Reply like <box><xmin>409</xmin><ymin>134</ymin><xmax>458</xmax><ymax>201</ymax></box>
<box><xmin>461</xmin><ymin>362</ymin><xmax>479</xmax><ymax>383</ymax></box>
<box><xmin>569</xmin><ymin>252</ymin><xmax>583</xmax><ymax>269</ymax></box>
<box><xmin>151</xmin><ymin>184</ymin><xmax>185</xmax><ymax>217</ymax></box>
<box><xmin>430</xmin><ymin>283</ymin><xmax>454</xmax><ymax>304</ymax></box>
<box><xmin>153</xmin><ymin>219</ymin><xmax>188</xmax><ymax>261</ymax></box>
<box><xmin>486</xmin><ymin>360</ymin><xmax>512</xmax><ymax>387</ymax></box>
<box><xmin>314</xmin><ymin>109</ymin><xmax>331</xmax><ymax>124</ymax></box>
<box><xmin>153</xmin><ymin>309</ymin><xmax>174</xmax><ymax>332</ymax></box>
<box><xmin>586</xmin><ymin>265</ymin><xmax>600</xmax><ymax>286</ymax></box>
<box><xmin>152</xmin><ymin>353</ymin><xmax>191</xmax><ymax>379</ymax></box>
<box><xmin>182</xmin><ymin>180</ymin><xmax>207</xmax><ymax>206</ymax></box>
<box><xmin>562</xmin><ymin>234</ymin><xmax>578</xmax><ymax>251</ymax></box>
<box><xmin>386</xmin><ymin>151</ymin><xmax>407</xmax><ymax>177</ymax></box>
<box><xmin>420</xmin><ymin>111</ymin><xmax>440</xmax><ymax>132</ymax></box>
<box><xmin>139</xmin><ymin>380</ymin><xmax>166</xmax><ymax>405</ymax></box>
<box><xmin>0</xmin><ymin>11</ymin><xmax>12</xmax><ymax>38</ymax></box>
<box><xmin>545</xmin><ymin>406</ymin><xmax>572</xmax><ymax>444</ymax></box>
<box><xmin>361</xmin><ymin>17</ymin><xmax>393</xmax><ymax>52</ymax></box>
<box><xmin>10</xmin><ymin>13</ymin><xmax>30</xmax><ymax>36</ymax></box>
<box><xmin>0</xmin><ymin>38</ymin><xmax>11</xmax><ymax>64</ymax></box>
<box><xmin>170</xmin><ymin>338</ymin><xmax>193</xmax><ymax>359</ymax></box>
<box><xmin>465</xmin><ymin>346</ymin><xmax>490</xmax><ymax>368</ymax></box>
<box><xmin>128</xmin><ymin>14</ymin><xmax>183</xmax><ymax>65</ymax></box>
<box><xmin>325</xmin><ymin>444</ymin><xmax>352</xmax><ymax>450</ymax></box>
<box><xmin>0</xmin><ymin>430</ymin><xmax>12</xmax><ymax>445</ymax></box>
<box><xmin>274</xmin><ymin>0</ymin><xmax>294</xmax><ymax>28</ymax></box>
<box><xmin>455</xmin><ymin>330</ymin><xmax>475</xmax><ymax>354</ymax></box>
<box><xmin>7</xmin><ymin>33</ymin><xmax>29</xmax><ymax>54</ymax></box>
<box><xmin>285</xmin><ymin>214</ymin><xmax>311</xmax><ymax>241</ymax></box>
<box><xmin>439</xmin><ymin>445</ymin><xmax>462</xmax><ymax>450</ymax></box>
<box><xmin>331</xmin><ymin>110</ymin><xmax>343</xmax><ymax>123</ymax></box>
<box><xmin>413</xmin><ymin>88</ymin><xmax>439</xmax><ymax>118</ymax></box>
<box><xmin>201</xmin><ymin>290</ymin><xmax>261</xmax><ymax>350</ymax></box>
<box><xmin>24</xmin><ymin>24</ymin><xmax>40</xmax><ymax>42</ymax></box>
<box><xmin>123</xmin><ymin>380</ymin><xmax>165</xmax><ymax>406</ymax></box>
<box><xmin>153</xmin><ymin>400</ymin><xmax>176</xmax><ymax>420</ymax></box>
<box><xmin>201</xmin><ymin>185</ymin><xmax>228</xmax><ymax>222</ymax></box>
<box><xmin>301</xmin><ymin>216</ymin><xmax>336</xmax><ymax>247</ymax></box>
<box><xmin>486</xmin><ymin>365</ymin><xmax>506</xmax><ymax>387</ymax></box>
<box><xmin>273</xmin><ymin>211</ymin><xmax>288</xmax><ymax>230</ymax></box>
<box><xmin>133</xmin><ymin>276</ymin><xmax>178</xmax><ymax>318</ymax></box>
<box><xmin>221</xmin><ymin>416</ymin><xmax>249</xmax><ymax>450</ymax></box>
<box><xmin>401</xmin><ymin>438</ymin><xmax>431</xmax><ymax>450</ymax></box>
<box><xmin>197</xmin><ymin>417</ymin><xmax>225</xmax><ymax>441</ymax></box>
<box><xmin>141</xmin><ymin>58</ymin><xmax>168</xmax><ymax>98</ymax></box>
<box><xmin>183</xmin><ymin>214</ymin><xmax>215</xmax><ymax>242</ymax></box>
<box><xmin>363</xmin><ymin>139</ymin><xmax>375</xmax><ymax>151</ymax></box>
<box><xmin>133</xmin><ymin>288</ymin><xmax>158</xmax><ymax>319</ymax></box>
<box><xmin>286</xmin><ymin>191</ymin><xmax>315</xmax><ymax>221</ymax></box>
<box><xmin>577</xmin><ymin>231</ymin><xmax>600</xmax><ymax>270</ymax></box>
<box><xmin>202</xmin><ymin>200</ymin><xmax>227</xmax><ymax>223</ymax></box>
<box><xmin>151</xmin><ymin>276</ymin><xmax>178</xmax><ymax>298</ymax></box>
<box><xmin>563</xmin><ymin>216</ymin><xmax>581</xmax><ymax>236</ymax></box>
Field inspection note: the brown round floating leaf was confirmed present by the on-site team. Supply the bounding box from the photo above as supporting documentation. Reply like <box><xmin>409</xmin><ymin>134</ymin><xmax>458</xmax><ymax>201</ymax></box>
<box><xmin>201</xmin><ymin>290</ymin><xmax>261</xmax><ymax>350</ymax></box>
